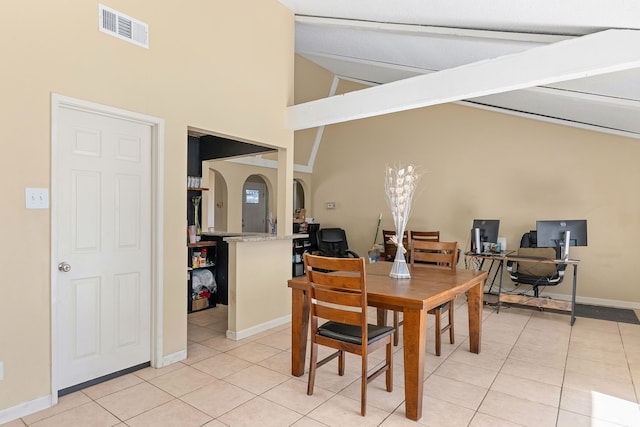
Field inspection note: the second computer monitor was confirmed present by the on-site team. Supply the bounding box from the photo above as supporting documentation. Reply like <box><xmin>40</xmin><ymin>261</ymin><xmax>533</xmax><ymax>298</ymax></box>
<box><xmin>536</xmin><ymin>220</ymin><xmax>587</xmax><ymax>249</ymax></box>
<box><xmin>472</xmin><ymin>219</ymin><xmax>500</xmax><ymax>244</ymax></box>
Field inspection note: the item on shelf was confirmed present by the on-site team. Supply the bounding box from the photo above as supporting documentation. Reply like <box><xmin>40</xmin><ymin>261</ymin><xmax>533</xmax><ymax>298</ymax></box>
<box><xmin>192</xmin><ymin>251</ymin><xmax>201</xmax><ymax>269</ymax></box>
<box><xmin>192</xmin><ymin>269</ymin><xmax>216</xmax><ymax>294</ymax></box>
<box><xmin>200</xmin><ymin>247</ymin><xmax>208</xmax><ymax>267</ymax></box>
<box><xmin>187</xmin><ymin>176</ymin><xmax>202</xmax><ymax>188</ymax></box>
<box><xmin>192</xmin><ymin>195</ymin><xmax>202</xmax><ymax>238</ymax></box>
<box><xmin>188</xmin><ymin>225</ymin><xmax>197</xmax><ymax>243</ymax></box>
<box><xmin>191</xmin><ymin>298</ymin><xmax>208</xmax><ymax>311</ymax></box>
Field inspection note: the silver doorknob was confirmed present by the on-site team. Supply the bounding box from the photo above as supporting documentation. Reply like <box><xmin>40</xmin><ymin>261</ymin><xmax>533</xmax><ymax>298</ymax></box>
<box><xmin>58</xmin><ymin>262</ymin><xmax>71</xmax><ymax>272</ymax></box>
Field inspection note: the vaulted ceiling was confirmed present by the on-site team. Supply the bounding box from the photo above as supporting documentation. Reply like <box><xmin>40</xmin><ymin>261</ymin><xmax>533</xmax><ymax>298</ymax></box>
<box><xmin>279</xmin><ymin>1</ymin><xmax>640</xmax><ymax>138</ymax></box>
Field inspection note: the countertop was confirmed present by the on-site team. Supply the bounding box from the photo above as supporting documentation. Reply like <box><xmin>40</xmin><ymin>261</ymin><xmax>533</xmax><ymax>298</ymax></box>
<box><xmin>201</xmin><ymin>231</ymin><xmax>307</xmax><ymax>242</ymax></box>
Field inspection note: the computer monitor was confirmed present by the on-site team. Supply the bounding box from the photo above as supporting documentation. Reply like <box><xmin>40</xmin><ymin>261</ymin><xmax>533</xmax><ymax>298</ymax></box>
<box><xmin>471</xmin><ymin>219</ymin><xmax>500</xmax><ymax>253</ymax></box>
<box><xmin>536</xmin><ymin>219</ymin><xmax>587</xmax><ymax>260</ymax></box>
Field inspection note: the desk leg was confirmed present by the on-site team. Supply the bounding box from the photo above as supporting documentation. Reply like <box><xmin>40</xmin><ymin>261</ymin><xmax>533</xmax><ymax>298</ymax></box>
<box><xmin>291</xmin><ymin>288</ymin><xmax>309</xmax><ymax>376</ymax></box>
<box><xmin>467</xmin><ymin>280</ymin><xmax>483</xmax><ymax>354</ymax></box>
<box><xmin>571</xmin><ymin>265</ymin><xmax>578</xmax><ymax>326</ymax></box>
<box><xmin>496</xmin><ymin>261</ymin><xmax>503</xmax><ymax>314</ymax></box>
<box><xmin>402</xmin><ymin>308</ymin><xmax>427</xmax><ymax>421</ymax></box>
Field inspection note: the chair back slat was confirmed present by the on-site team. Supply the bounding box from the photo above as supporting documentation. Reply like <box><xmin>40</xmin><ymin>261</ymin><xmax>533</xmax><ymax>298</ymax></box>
<box><xmin>313</xmin><ymin>286</ymin><xmax>362</xmax><ymax>308</ymax></box>
<box><xmin>410</xmin><ymin>240</ymin><xmax>458</xmax><ymax>271</ymax></box>
<box><xmin>314</xmin><ymin>304</ymin><xmax>363</xmax><ymax>326</ymax></box>
<box><xmin>409</xmin><ymin>230</ymin><xmax>440</xmax><ymax>242</ymax></box>
<box><xmin>308</xmin><ymin>270</ymin><xmax>363</xmax><ymax>290</ymax></box>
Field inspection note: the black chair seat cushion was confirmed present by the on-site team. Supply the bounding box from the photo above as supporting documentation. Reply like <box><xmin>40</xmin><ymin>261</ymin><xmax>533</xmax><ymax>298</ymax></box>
<box><xmin>318</xmin><ymin>321</ymin><xmax>394</xmax><ymax>345</ymax></box>
<box><xmin>512</xmin><ymin>273</ymin><xmax>561</xmax><ymax>286</ymax></box>
<box><xmin>429</xmin><ymin>302</ymin><xmax>449</xmax><ymax>312</ymax></box>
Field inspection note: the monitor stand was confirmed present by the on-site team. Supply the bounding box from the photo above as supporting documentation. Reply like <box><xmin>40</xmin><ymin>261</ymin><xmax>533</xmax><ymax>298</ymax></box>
<box><xmin>562</xmin><ymin>230</ymin><xmax>571</xmax><ymax>260</ymax></box>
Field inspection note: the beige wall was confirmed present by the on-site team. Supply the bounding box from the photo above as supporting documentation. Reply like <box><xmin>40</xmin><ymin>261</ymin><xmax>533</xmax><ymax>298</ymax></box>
<box><xmin>228</xmin><ymin>239</ymin><xmax>292</xmax><ymax>334</ymax></box>
<box><xmin>0</xmin><ymin>0</ymin><xmax>293</xmax><ymax>413</ymax></box>
<box><xmin>306</xmin><ymin>78</ymin><xmax>640</xmax><ymax>307</ymax></box>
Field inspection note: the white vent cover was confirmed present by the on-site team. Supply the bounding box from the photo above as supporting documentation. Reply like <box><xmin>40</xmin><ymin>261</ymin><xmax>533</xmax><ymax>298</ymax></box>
<box><xmin>99</xmin><ymin>4</ymin><xmax>148</xmax><ymax>48</ymax></box>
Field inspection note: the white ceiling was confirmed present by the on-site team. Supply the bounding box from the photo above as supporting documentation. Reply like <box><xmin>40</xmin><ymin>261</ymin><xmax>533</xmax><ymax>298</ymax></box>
<box><xmin>279</xmin><ymin>0</ymin><xmax>640</xmax><ymax>137</ymax></box>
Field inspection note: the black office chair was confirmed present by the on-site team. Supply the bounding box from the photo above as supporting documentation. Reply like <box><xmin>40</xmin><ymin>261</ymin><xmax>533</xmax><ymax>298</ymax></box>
<box><xmin>316</xmin><ymin>228</ymin><xmax>359</xmax><ymax>258</ymax></box>
<box><xmin>506</xmin><ymin>232</ymin><xmax>566</xmax><ymax>297</ymax></box>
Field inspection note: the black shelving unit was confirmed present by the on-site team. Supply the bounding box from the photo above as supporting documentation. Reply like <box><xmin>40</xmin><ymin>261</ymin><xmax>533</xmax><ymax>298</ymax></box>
<box><xmin>292</xmin><ymin>236</ymin><xmax>311</xmax><ymax>277</ymax></box>
<box><xmin>187</xmin><ymin>241</ymin><xmax>217</xmax><ymax>312</ymax></box>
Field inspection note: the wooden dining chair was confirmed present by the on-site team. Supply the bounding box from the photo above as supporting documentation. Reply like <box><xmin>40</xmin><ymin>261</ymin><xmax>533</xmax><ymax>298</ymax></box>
<box><xmin>382</xmin><ymin>229</ymin><xmax>409</xmax><ymax>261</ymax></box>
<box><xmin>409</xmin><ymin>230</ymin><xmax>440</xmax><ymax>243</ymax></box>
<box><xmin>304</xmin><ymin>253</ymin><xmax>394</xmax><ymax>416</ymax></box>
<box><xmin>393</xmin><ymin>240</ymin><xmax>458</xmax><ymax>355</ymax></box>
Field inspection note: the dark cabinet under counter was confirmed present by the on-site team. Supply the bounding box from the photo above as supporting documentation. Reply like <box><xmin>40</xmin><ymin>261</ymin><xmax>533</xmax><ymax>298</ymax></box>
<box><xmin>200</xmin><ymin>234</ymin><xmax>229</xmax><ymax>305</ymax></box>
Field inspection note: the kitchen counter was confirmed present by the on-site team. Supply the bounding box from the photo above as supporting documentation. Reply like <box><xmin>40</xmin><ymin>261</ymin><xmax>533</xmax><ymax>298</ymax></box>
<box><xmin>201</xmin><ymin>231</ymin><xmax>306</xmax><ymax>242</ymax></box>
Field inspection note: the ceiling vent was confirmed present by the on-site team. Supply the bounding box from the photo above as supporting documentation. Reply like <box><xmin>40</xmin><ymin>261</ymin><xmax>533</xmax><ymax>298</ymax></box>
<box><xmin>99</xmin><ymin>4</ymin><xmax>148</xmax><ymax>48</ymax></box>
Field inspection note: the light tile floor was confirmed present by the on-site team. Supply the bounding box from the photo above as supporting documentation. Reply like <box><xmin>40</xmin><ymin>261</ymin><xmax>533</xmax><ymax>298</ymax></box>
<box><xmin>4</xmin><ymin>301</ymin><xmax>640</xmax><ymax>426</ymax></box>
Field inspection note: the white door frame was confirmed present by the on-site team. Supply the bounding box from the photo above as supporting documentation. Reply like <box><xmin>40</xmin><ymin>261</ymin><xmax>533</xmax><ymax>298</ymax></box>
<box><xmin>50</xmin><ymin>94</ymin><xmax>165</xmax><ymax>404</ymax></box>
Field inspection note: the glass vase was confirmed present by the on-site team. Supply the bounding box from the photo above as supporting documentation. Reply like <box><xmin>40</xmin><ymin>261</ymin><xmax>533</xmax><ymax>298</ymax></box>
<box><xmin>194</xmin><ymin>205</ymin><xmax>201</xmax><ymax>236</ymax></box>
<box><xmin>390</xmin><ymin>243</ymin><xmax>410</xmax><ymax>278</ymax></box>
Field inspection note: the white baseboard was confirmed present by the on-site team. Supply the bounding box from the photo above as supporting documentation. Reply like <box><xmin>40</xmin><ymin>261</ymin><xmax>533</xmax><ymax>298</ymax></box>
<box><xmin>0</xmin><ymin>395</ymin><xmax>53</xmax><ymax>425</ymax></box>
<box><xmin>161</xmin><ymin>350</ymin><xmax>187</xmax><ymax>367</ymax></box>
<box><xmin>226</xmin><ymin>314</ymin><xmax>292</xmax><ymax>341</ymax></box>
<box><xmin>545</xmin><ymin>292</ymin><xmax>640</xmax><ymax>310</ymax></box>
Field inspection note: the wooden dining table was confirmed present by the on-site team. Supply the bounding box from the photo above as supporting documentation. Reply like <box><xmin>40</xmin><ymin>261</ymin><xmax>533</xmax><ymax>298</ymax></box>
<box><xmin>288</xmin><ymin>261</ymin><xmax>487</xmax><ymax>421</ymax></box>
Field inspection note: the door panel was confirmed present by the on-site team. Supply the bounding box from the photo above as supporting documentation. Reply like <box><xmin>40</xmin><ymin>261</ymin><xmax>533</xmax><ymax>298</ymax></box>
<box><xmin>57</xmin><ymin>107</ymin><xmax>151</xmax><ymax>389</ymax></box>
<box><xmin>242</xmin><ymin>181</ymin><xmax>267</xmax><ymax>233</ymax></box>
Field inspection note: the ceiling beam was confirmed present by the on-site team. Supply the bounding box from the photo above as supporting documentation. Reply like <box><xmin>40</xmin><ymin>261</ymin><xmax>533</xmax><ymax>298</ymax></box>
<box><xmin>287</xmin><ymin>29</ymin><xmax>640</xmax><ymax>130</ymax></box>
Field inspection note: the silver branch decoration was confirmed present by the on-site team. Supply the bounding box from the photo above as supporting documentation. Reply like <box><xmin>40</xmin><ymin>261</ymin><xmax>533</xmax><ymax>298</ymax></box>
<box><xmin>385</xmin><ymin>163</ymin><xmax>421</xmax><ymax>278</ymax></box>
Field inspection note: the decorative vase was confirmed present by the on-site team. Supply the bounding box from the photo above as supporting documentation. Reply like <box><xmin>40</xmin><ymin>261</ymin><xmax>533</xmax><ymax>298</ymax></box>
<box><xmin>194</xmin><ymin>205</ymin><xmax>201</xmax><ymax>236</ymax></box>
<box><xmin>192</xmin><ymin>196</ymin><xmax>202</xmax><ymax>240</ymax></box>
<box><xmin>390</xmin><ymin>240</ymin><xmax>410</xmax><ymax>278</ymax></box>
<box><xmin>384</xmin><ymin>163</ymin><xmax>421</xmax><ymax>279</ymax></box>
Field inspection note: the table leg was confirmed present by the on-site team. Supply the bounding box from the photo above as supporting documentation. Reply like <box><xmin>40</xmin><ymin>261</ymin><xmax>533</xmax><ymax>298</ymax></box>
<box><xmin>402</xmin><ymin>307</ymin><xmax>427</xmax><ymax>420</ymax></box>
<box><xmin>291</xmin><ymin>288</ymin><xmax>309</xmax><ymax>376</ymax></box>
<box><xmin>467</xmin><ymin>280</ymin><xmax>483</xmax><ymax>354</ymax></box>
<box><xmin>376</xmin><ymin>307</ymin><xmax>388</xmax><ymax>326</ymax></box>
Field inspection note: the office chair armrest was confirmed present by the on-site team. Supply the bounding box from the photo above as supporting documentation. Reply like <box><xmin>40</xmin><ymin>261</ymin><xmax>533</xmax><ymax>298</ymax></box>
<box><xmin>346</xmin><ymin>250</ymin><xmax>360</xmax><ymax>258</ymax></box>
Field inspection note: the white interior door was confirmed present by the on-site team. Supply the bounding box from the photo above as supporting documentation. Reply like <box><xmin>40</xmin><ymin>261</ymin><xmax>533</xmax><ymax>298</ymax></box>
<box><xmin>56</xmin><ymin>106</ymin><xmax>151</xmax><ymax>390</ymax></box>
<box><xmin>242</xmin><ymin>181</ymin><xmax>267</xmax><ymax>232</ymax></box>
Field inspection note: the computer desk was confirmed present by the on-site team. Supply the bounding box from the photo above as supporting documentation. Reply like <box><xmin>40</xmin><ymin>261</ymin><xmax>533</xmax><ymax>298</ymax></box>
<box><xmin>466</xmin><ymin>252</ymin><xmax>580</xmax><ymax>325</ymax></box>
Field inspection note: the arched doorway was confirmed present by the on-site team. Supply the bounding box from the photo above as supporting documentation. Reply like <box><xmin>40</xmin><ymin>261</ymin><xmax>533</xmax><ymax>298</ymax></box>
<box><xmin>293</xmin><ymin>178</ymin><xmax>305</xmax><ymax>219</ymax></box>
<box><xmin>242</xmin><ymin>175</ymin><xmax>269</xmax><ymax>233</ymax></box>
<box><xmin>206</xmin><ymin>169</ymin><xmax>227</xmax><ymax>232</ymax></box>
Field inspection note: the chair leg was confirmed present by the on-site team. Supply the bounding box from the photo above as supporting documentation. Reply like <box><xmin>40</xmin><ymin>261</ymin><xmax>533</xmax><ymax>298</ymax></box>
<box><xmin>434</xmin><ymin>308</ymin><xmax>442</xmax><ymax>357</ymax></box>
<box><xmin>393</xmin><ymin>311</ymin><xmax>400</xmax><ymax>346</ymax></box>
<box><xmin>361</xmin><ymin>353</ymin><xmax>367</xmax><ymax>416</ymax></box>
<box><xmin>448</xmin><ymin>302</ymin><xmax>455</xmax><ymax>344</ymax></box>
<box><xmin>338</xmin><ymin>350</ymin><xmax>345</xmax><ymax>376</ymax></box>
<box><xmin>386</xmin><ymin>341</ymin><xmax>393</xmax><ymax>392</ymax></box>
<box><xmin>307</xmin><ymin>343</ymin><xmax>318</xmax><ymax>395</ymax></box>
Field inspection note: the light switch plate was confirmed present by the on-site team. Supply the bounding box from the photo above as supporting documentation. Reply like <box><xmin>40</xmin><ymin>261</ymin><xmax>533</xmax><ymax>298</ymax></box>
<box><xmin>25</xmin><ymin>188</ymin><xmax>49</xmax><ymax>209</ymax></box>
<box><xmin>326</xmin><ymin>202</ymin><xmax>336</xmax><ymax>209</ymax></box>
